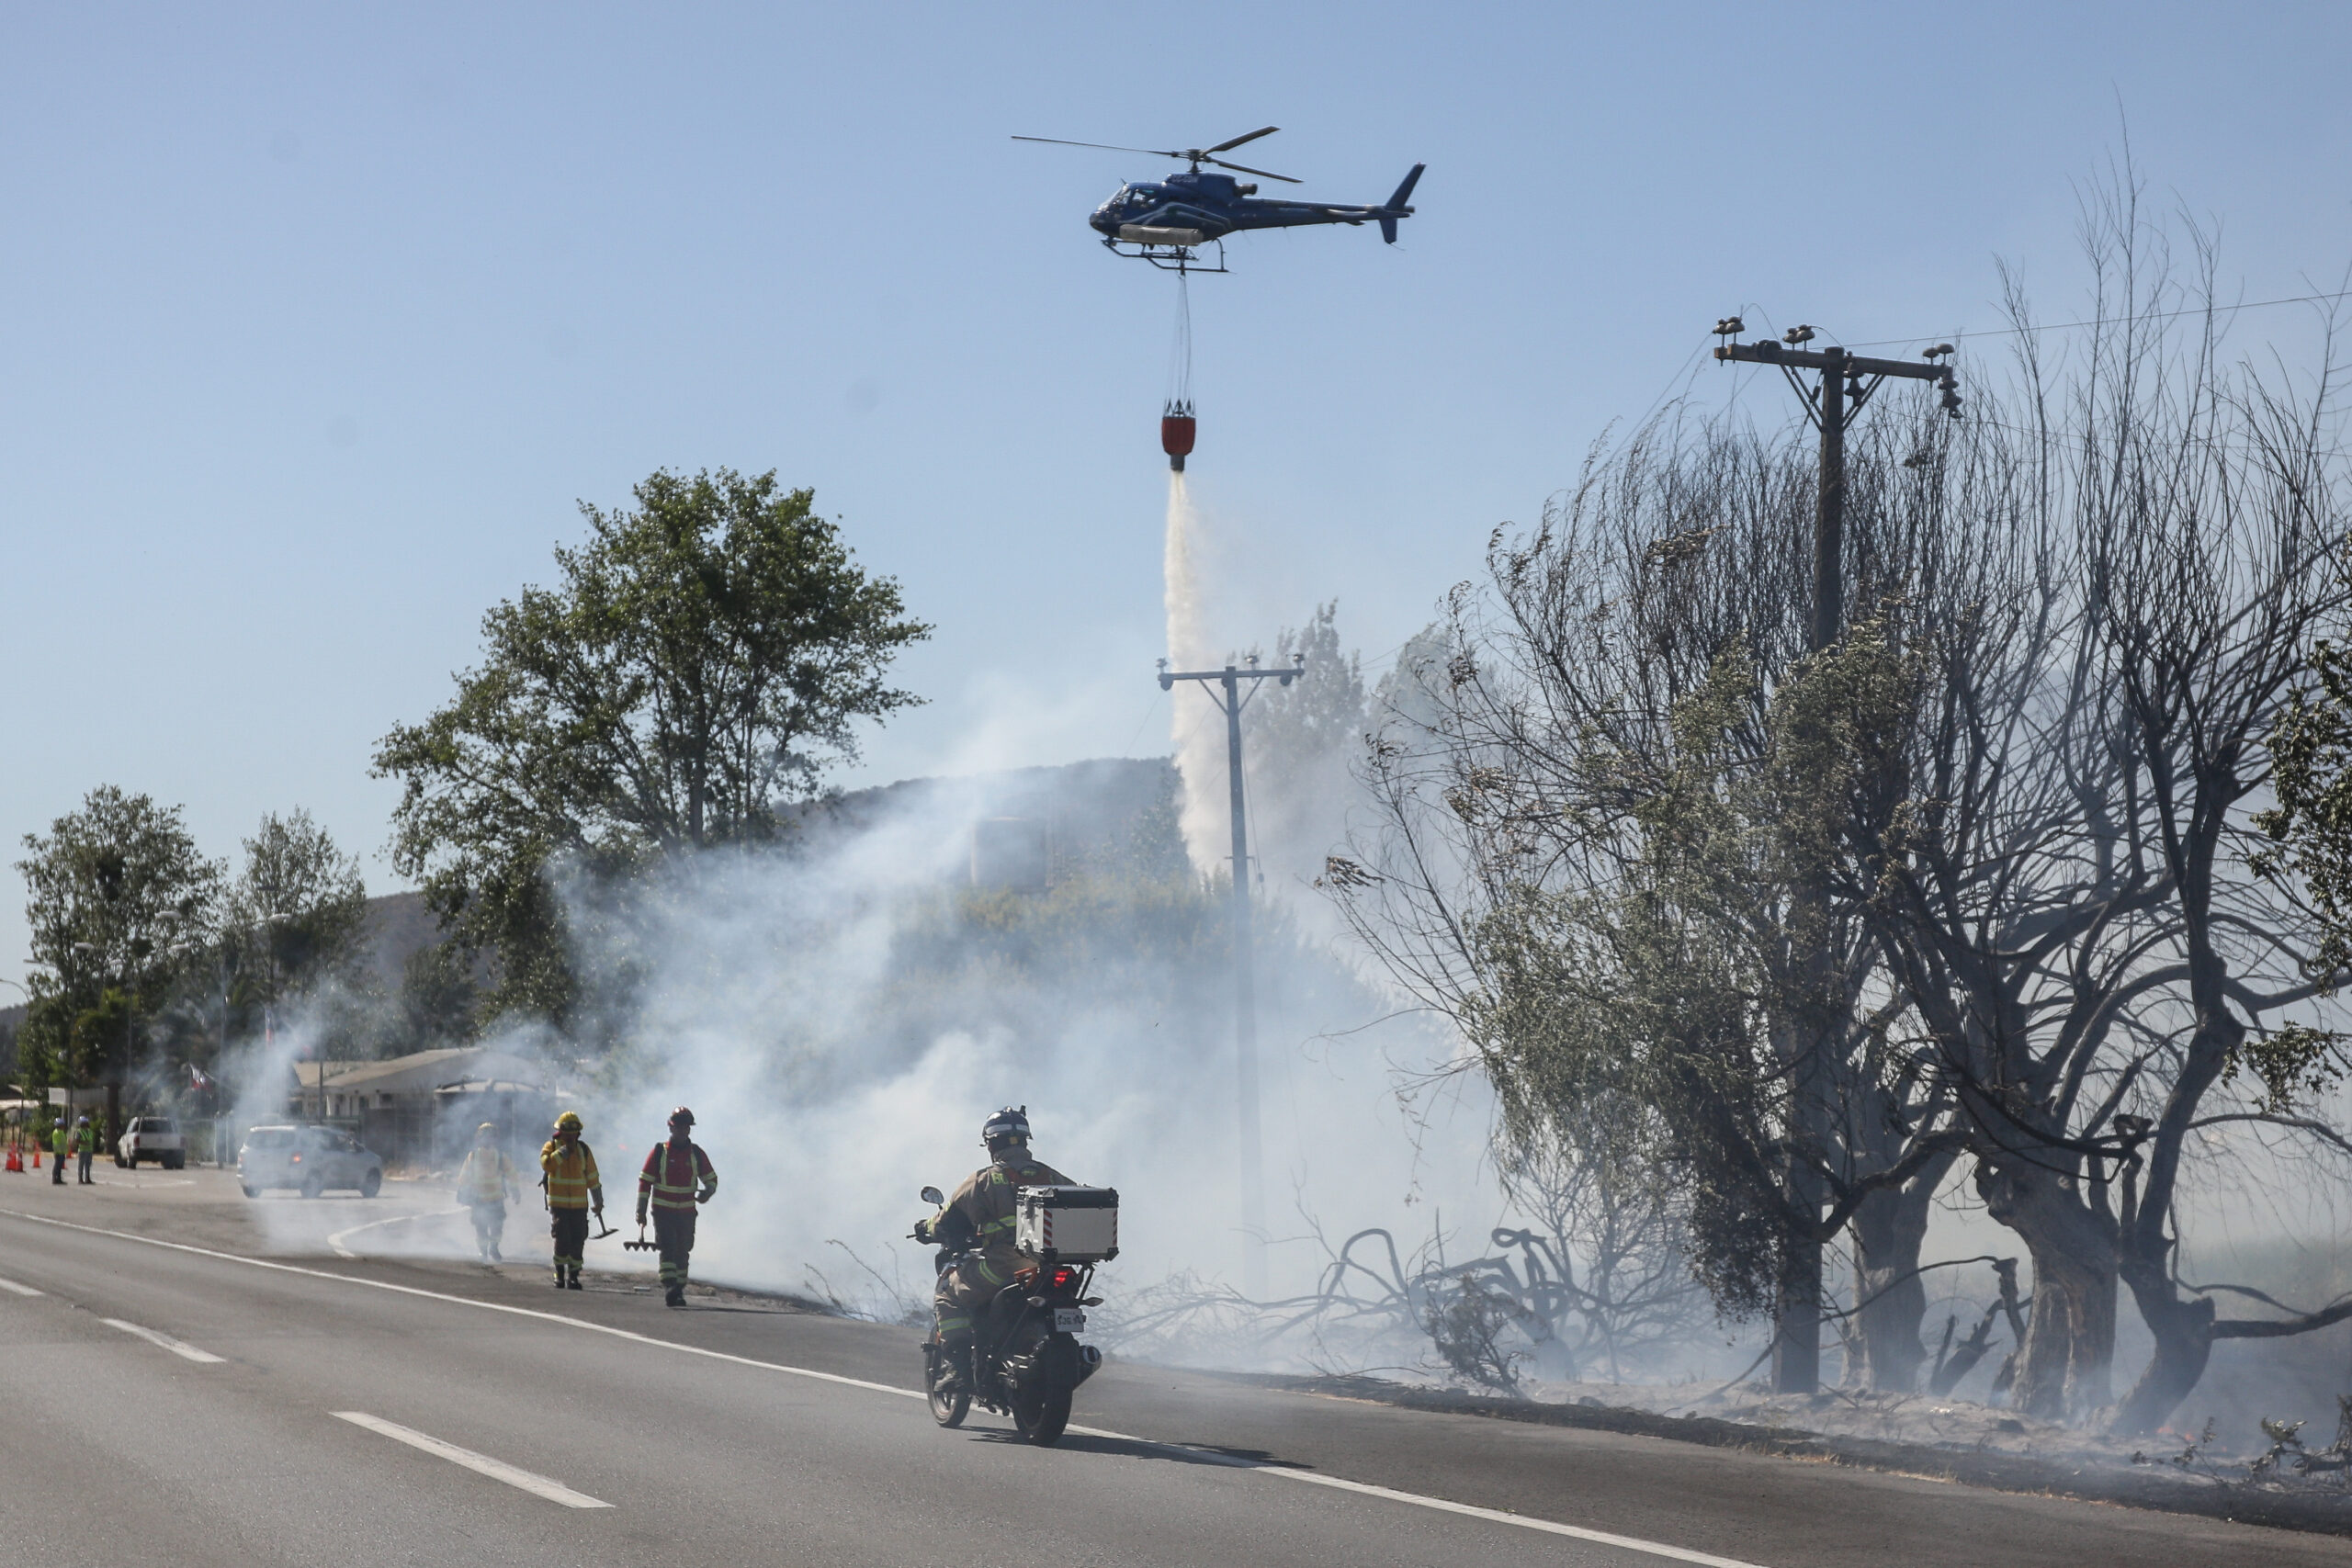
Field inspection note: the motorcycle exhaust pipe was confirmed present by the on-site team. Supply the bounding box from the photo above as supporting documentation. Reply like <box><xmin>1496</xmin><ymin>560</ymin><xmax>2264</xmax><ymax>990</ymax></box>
<box><xmin>1076</xmin><ymin>1344</ymin><xmax>1103</xmax><ymax>1385</ymax></box>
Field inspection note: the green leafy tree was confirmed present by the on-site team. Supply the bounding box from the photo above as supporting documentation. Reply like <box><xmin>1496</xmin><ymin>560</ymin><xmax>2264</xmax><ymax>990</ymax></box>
<box><xmin>374</xmin><ymin>468</ymin><xmax>931</xmax><ymax>1030</ymax></box>
<box><xmin>227</xmin><ymin>808</ymin><xmax>370</xmax><ymax>1011</ymax></box>
<box><xmin>16</xmin><ymin>786</ymin><xmax>222</xmax><ymax>1127</ymax></box>
<box><xmin>2256</xmin><ymin>639</ymin><xmax>2352</xmax><ymax>987</ymax></box>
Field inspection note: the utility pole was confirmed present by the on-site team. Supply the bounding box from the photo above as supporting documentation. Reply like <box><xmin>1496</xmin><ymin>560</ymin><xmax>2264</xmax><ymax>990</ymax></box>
<box><xmin>1713</xmin><ymin>320</ymin><xmax>1961</xmax><ymax>655</ymax></box>
<box><xmin>1714</xmin><ymin>317</ymin><xmax>1961</xmax><ymax>1394</ymax></box>
<box><xmin>1159</xmin><ymin>652</ymin><xmax>1304</xmax><ymax>1299</ymax></box>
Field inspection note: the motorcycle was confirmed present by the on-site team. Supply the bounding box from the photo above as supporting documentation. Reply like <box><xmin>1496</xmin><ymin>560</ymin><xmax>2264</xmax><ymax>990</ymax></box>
<box><xmin>912</xmin><ymin>1183</ymin><xmax>1105</xmax><ymax>1446</ymax></box>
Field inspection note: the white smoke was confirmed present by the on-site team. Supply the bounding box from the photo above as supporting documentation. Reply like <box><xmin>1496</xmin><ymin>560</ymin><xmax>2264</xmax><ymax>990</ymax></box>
<box><xmin>532</xmin><ymin>791</ymin><xmax>1498</xmax><ymax>1324</ymax></box>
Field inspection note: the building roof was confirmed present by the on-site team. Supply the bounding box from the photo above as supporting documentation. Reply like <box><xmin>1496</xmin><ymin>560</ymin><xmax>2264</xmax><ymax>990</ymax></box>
<box><xmin>296</xmin><ymin>1047</ymin><xmax>548</xmax><ymax>1097</ymax></box>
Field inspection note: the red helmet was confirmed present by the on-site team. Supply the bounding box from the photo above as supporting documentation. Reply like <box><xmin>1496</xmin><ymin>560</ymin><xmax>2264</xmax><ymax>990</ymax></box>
<box><xmin>668</xmin><ymin>1106</ymin><xmax>695</xmax><ymax>1128</ymax></box>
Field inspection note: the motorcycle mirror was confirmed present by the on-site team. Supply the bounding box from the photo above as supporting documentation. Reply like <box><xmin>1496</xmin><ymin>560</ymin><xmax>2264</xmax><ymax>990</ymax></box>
<box><xmin>920</xmin><ymin>1185</ymin><xmax>944</xmax><ymax>1206</ymax></box>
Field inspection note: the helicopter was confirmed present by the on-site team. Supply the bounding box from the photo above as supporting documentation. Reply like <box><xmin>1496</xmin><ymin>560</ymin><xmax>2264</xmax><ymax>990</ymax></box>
<box><xmin>1014</xmin><ymin>126</ymin><xmax>1423</xmax><ymax>271</ymax></box>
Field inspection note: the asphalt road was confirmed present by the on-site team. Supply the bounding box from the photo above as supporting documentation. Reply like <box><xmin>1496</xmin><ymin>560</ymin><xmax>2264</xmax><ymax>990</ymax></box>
<box><xmin>0</xmin><ymin>1168</ymin><xmax>2343</xmax><ymax>1567</ymax></box>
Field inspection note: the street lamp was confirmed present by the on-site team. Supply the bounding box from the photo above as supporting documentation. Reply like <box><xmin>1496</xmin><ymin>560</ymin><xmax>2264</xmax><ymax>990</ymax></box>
<box><xmin>0</xmin><ymin>977</ymin><xmax>25</xmax><ymax>1158</ymax></box>
<box><xmin>70</xmin><ymin>942</ymin><xmax>130</xmax><ymax>1154</ymax></box>
<box><xmin>249</xmin><ymin>913</ymin><xmax>304</xmax><ymax>1117</ymax></box>
<box><xmin>170</xmin><ymin>939</ymin><xmax>237</xmax><ymax>1168</ymax></box>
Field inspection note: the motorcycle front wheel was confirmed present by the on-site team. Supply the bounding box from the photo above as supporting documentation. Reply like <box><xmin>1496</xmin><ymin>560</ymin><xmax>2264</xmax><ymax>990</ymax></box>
<box><xmin>1012</xmin><ymin>1337</ymin><xmax>1078</xmax><ymax>1446</ymax></box>
<box><xmin>924</xmin><ymin>1343</ymin><xmax>968</xmax><ymax>1428</ymax></box>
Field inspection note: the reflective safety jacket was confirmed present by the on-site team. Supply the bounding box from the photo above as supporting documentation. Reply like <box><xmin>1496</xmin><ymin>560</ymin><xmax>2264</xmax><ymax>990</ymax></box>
<box><xmin>456</xmin><ymin>1146</ymin><xmax>519</xmax><ymax>1205</ymax></box>
<box><xmin>932</xmin><ymin>1155</ymin><xmax>1073</xmax><ymax>1263</ymax></box>
<box><xmin>50</xmin><ymin>1126</ymin><xmax>66</xmax><ymax>1156</ymax></box>
<box><xmin>72</xmin><ymin>1125</ymin><xmax>96</xmax><ymax>1153</ymax></box>
<box><xmin>637</xmin><ymin>1139</ymin><xmax>716</xmax><ymax>1216</ymax></box>
<box><xmin>539</xmin><ymin>1139</ymin><xmax>601</xmax><ymax>1210</ymax></box>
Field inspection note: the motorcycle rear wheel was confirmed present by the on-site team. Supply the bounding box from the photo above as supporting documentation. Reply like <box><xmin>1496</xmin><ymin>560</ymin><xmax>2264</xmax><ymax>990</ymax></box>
<box><xmin>924</xmin><ymin>1344</ymin><xmax>969</xmax><ymax>1428</ymax></box>
<box><xmin>1012</xmin><ymin>1337</ymin><xmax>1078</xmax><ymax>1446</ymax></box>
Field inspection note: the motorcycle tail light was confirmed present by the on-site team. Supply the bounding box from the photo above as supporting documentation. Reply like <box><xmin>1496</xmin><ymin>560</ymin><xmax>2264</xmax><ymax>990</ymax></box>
<box><xmin>1050</xmin><ymin>1266</ymin><xmax>1079</xmax><ymax>1290</ymax></box>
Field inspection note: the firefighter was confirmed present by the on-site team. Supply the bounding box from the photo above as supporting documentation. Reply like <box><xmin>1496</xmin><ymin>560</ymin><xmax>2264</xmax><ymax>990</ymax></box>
<box><xmin>916</xmin><ymin>1106</ymin><xmax>1072</xmax><ymax>1389</ymax></box>
<box><xmin>635</xmin><ymin>1107</ymin><xmax>717</xmax><ymax>1307</ymax></box>
<box><xmin>538</xmin><ymin>1111</ymin><xmax>603</xmax><ymax>1290</ymax></box>
<box><xmin>455</xmin><ymin>1122</ymin><xmax>520</xmax><ymax>1262</ymax></box>
<box><xmin>74</xmin><ymin>1116</ymin><xmax>96</xmax><ymax>1184</ymax></box>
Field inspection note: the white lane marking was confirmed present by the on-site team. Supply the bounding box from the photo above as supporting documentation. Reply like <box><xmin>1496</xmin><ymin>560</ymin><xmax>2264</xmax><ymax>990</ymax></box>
<box><xmin>0</xmin><ymin>1208</ymin><xmax>919</xmax><ymax>1401</ymax></box>
<box><xmin>1063</xmin><ymin>1423</ymin><xmax>1766</xmax><ymax>1567</ymax></box>
<box><xmin>100</xmin><ymin>1318</ymin><xmax>225</xmax><ymax>1363</ymax></box>
<box><xmin>334</xmin><ymin>1411</ymin><xmax>610</xmax><ymax>1509</ymax></box>
<box><xmin>6</xmin><ymin>1209</ymin><xmax>1766</xmax><ymax>1565</ymax></box>
<box><xmin>0</xmin><ymin>1275</ymin><xmax>42</xmax><ymax>1296</ymax></box>
<box><xmin>327</xmin><ymin>1207</ymin><xmax>466</xmax><ymax>1258</ymax></box>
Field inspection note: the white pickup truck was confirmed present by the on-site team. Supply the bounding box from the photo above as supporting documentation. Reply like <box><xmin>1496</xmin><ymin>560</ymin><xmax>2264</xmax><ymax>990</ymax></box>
<box><xmin>116</xmin><ymin>1116</ymin><xmax>187</xmax><ymax>1170</ymax></box>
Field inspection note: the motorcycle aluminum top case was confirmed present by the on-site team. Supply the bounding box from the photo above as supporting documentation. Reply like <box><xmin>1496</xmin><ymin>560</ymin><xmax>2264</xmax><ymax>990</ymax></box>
<box><xmin>1014</xmin><ymin>1185</ymin><xmax>1118</xmax><ymax>1262</ymax></box>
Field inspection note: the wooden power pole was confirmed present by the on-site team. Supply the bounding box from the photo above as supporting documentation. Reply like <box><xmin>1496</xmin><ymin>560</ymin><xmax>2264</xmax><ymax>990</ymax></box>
<box><xmin>1714</xmin><ymin>319</ymin><xmax>1961</xmax><ymax>1393</ymax></box>
<box><xmin>1159</xmin><ymin>653</ymin><xmax>1304</xmax><ymax>1299</ymax></box>
<box><xmin>1714</xmin><ymin>321</ymin><xmax>1961</xmax><ymax>655</ymax></box>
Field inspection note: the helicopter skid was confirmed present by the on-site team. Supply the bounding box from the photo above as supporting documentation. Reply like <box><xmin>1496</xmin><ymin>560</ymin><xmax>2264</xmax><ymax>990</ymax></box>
<box><xmin>1102</xmin><ymin>237</ymin><xmax>1228</xmax><ymax>274</ymax></box>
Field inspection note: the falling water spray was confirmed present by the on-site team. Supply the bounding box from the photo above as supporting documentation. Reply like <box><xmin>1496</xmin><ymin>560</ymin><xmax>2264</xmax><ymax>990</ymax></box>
<box><xmin>1163</xmin><ymin>474</ymin><xmax>1224</xmax><ymax>873</ymax></box>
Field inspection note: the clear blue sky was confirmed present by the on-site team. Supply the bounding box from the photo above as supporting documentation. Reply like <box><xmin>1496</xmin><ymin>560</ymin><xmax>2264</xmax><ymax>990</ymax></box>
<box><xmin>3</xmin><ymin>3</ymin><xmax>2347</xmax><ymax>984</ymax></box>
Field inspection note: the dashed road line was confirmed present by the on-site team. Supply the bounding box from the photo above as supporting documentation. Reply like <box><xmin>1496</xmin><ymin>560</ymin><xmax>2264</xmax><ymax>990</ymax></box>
<box><xmin>0</xmin><ymin>1275</ymin><xmax>42</xmax><ymax>1296</ymax></box>
<box><xmin>333</xmin><ymin>1412</ymin><xmax>611</xmax><ymax>1508</ymax></box>
<box><xmin>101</xmin><ymin>1317</ymin><xmax>225</xmax><ymax>1363</ymax></box>
<box><xmin>7</xmin><ymin>1207</ymin><xmax>1770</xmax><ymax>1565</ymax></box>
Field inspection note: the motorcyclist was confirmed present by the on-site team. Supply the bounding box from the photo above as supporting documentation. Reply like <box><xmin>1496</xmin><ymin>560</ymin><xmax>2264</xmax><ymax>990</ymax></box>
<box><xmin>917</xmin><ymin>1106</ymin><xmax>1072</xmax><ymax>1389</ymax></box>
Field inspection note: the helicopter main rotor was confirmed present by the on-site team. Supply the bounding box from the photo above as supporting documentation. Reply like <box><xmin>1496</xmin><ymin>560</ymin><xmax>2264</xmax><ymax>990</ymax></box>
<box><xmin>1011</xmin><ymin>125</ymin><xmax>1302</xmax><ymax>183</ymax></box>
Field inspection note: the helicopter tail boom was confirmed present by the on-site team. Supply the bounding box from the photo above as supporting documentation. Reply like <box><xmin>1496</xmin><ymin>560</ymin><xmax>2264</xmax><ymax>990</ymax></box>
<box><xmin>1377</xmin><ymin>163</ymin><xmax>1425</xmax><ymax>243</ymax></box>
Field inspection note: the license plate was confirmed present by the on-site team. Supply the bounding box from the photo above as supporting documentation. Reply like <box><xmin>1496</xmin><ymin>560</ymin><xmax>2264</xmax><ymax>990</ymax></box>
<box><xmin>1053</xmin><ymin>1308</ymin><xmax>1086</xmax><ymax>1334</ymax></box>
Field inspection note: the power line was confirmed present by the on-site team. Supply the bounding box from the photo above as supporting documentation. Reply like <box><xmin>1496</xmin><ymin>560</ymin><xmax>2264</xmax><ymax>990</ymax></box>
<box><xmin>1838</xmin><ymin>288</ymin><xmax>2352</xmax><ymax>353</ymax></box>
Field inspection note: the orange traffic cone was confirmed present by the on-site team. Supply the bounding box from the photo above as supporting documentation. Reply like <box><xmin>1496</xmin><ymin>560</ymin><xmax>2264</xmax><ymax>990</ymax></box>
<box><xmin>5</xmin><ymin>1147</ymin><xmax>19</xmax><ymax>1173</ymax></box>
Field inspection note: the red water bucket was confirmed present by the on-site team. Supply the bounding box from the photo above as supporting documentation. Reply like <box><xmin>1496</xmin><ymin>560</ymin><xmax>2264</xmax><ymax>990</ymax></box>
<box><xmin>1161</xmin><ymin>414</ymin><xmax>1195</xmax><ymax>472</ymax></box>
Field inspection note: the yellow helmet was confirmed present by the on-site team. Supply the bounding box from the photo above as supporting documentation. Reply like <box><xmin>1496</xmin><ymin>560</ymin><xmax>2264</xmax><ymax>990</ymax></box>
<box><xmin>553</xmin><ymin>1111</ymin><xmax>583</xmax><ymax>1133</ymax></box>
<box><xmin>476</xmin><ymin>1122</ymin><xmax>498</xmax><ymax>1137</ymax></box>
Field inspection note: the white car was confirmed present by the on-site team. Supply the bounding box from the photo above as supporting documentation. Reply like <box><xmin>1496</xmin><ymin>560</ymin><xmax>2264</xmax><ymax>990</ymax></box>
<box><xmin>116</xmin><ymin>1116</ymin><xmax>187</xmax><ymax>1170</ymax></box>
<box><xmin>239</xmin><ymin>1124</ymin><xmax>383</xmax><ymax>1199</ymax></box>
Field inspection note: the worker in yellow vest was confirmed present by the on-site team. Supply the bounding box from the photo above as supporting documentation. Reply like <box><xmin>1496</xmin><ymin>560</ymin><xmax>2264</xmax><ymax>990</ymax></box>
<box><xmin>538</xmin><ymin>1111</ymin><xmax>603</xmax><ymax>1290</ymax></box>
<box><xmin>50</xmin><ymin>1118</ymin><xmax>66</xmax><ymax>1186</ymax></box>
<box><xmin>455</xmin><ymin>1122</ymin><xmax>520</xmax><ymax>1263</ymax></box>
